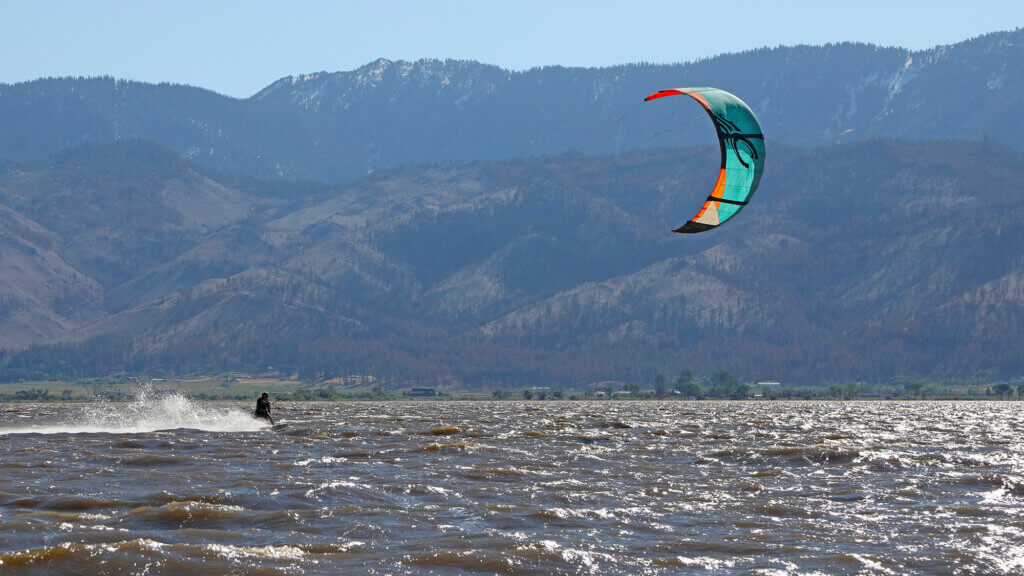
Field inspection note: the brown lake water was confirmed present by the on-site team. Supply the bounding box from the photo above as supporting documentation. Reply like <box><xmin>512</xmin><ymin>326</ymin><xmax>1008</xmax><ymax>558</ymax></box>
<box><xmin>1</xmin><ymin>395</ymin><xmax>1023</xmax><ymax>575</ymax></box>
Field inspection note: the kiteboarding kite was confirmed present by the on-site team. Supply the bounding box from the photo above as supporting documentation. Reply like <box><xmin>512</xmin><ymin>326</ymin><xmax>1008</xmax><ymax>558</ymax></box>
<box><xmin>644</xmin><ymin>87</ymin><xmax>765</xmax><ymax>233</ymax></box>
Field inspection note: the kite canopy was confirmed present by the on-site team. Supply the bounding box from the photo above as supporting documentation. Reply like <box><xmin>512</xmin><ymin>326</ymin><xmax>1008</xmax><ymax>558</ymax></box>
<box><xmin>644</xmin><ymin>87</ymin><xmax>765</xmax><ymax>233</ymax></box>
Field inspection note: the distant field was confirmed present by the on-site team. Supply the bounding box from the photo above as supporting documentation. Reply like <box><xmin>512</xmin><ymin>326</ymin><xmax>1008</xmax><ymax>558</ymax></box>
<box><xmin>0</xmin><ymin>377</ymin><xmax>305</xmax><ymax>400</ymax></box>
<box><xmin>0</xmin><ymin>378</ymin><xmax>1014</xmax><ymax>402</ymax></box>
<box><xmin>0</xmin><ymin>377</ymin><xmax>488</xmax><ymax>402</ymax></box>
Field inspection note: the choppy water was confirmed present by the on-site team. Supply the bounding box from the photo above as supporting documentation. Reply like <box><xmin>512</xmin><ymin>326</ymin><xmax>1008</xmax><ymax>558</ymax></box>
<box><xmin>1</xmin><ymin>395</ymin><xmax>1023</xmax><ymax>575</ymax></box>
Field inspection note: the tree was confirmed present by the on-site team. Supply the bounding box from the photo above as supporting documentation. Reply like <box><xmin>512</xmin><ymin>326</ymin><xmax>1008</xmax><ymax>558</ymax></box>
<box><xmin>523</xmin><ymin>389</ymin><xmax>533</xmax><ymax>400</ymax></box>
<box><xmin>843</xmin><ymin>382</ymin><xmax>860</xmax><ymax>400</ymax></box>
<box><xmin>903</xmin><ymin>380</ymin><xmax>924</xmax><ymax>399</ymax></box>
<box><xmin>674</xmin><ymin>370</ymin><xmax>701</xmax><ymax>398</ymax></box>
<box><xmin>828</xmin><ymin>385</ymin><xmax>843</xmax><ymax>399</ymax></box>
<box><xmin>1018</xmin><ymin>382</ymin><xmax>1024</xmax><ymax>400</ymax></box>
<box><xmin>552</xmin><ymin>389</ymin><xmax>564</xmax><ymax>399</ymax></box>
<box><xmin>654</xmin><ymin>373</ymin><xmax>668</xmax><ymax>397</ymax></box>
<box><xmin>735</xmin><ymin>382</ymin><xmax>751</xmax><ymax>399</ymax></box>
<box><xmin>676</xmin><ymin>381</ymin><xmax>702</xmax><ymax>399</ymax></box>
<box><xmin>890</xmin><ymin>375</ymin><xmax>910</xmax><ymax>394</ymax></box>
<box><xmin>992</xmin><ymin>382</ymin><xmax>1013</xmax><ymax>400</ymax></box>
<box><xmin>710</xmin><ymin>371</ymin><xmax>747</xmax><ymax>399</ymax></box>
<box><xmin>675</xmin><ymin>370</ymin><xmax>694</xmax><ymax>390</ymax></box>
<box><xmin>492</xmin><ymin>389</ymin><xmax>510</xmax><ymax>399</ymax></box>
<box><xmin>624</xmin><ymin>382</ymin><xmax>641</xmax><ymax>395</ymax></box>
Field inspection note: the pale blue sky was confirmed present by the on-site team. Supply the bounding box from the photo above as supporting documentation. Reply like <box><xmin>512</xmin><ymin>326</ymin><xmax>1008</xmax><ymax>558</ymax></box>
<box><xmin>3</xmin><ymin>0</ymin><xmax>1023</xmax><ymax>98</ymax></box>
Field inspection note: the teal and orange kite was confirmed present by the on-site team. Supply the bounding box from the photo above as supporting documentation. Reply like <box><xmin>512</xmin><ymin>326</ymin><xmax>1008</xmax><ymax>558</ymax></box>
<box><xmin>644</xmin><ymin>87</ymin><xmax>765</xmax><ymax>233</ymax></box>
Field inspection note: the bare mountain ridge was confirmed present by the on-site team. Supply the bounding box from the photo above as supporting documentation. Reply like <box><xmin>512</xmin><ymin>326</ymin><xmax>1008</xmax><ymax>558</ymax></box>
<box><xmin>0</xmin><ymin>203</ymin><xmax>103</xmax><ymax>346</ymax></box>
<box><xmin>1</xmin><ymin>29</ymin><xmax>1023</xmax><ymax>182</ymax></box>
<box><xmin>0</xmin><ymin>138</ymin><xmax>1021</xmax><ymax>384</ymax></box>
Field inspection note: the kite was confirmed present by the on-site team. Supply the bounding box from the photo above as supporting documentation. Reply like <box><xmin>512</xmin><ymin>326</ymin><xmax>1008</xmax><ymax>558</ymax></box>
<box><xmin>644</xmin><ymin>87</ymin><xmax>765</xmax><ymax>233</ymax></box>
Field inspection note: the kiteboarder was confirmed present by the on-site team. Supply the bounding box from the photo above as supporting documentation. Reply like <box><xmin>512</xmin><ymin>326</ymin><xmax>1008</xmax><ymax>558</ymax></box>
<box><xmin>254</xmin><ymin>392</ymin><xmax>274</xmax><ymax>425</ymax></box>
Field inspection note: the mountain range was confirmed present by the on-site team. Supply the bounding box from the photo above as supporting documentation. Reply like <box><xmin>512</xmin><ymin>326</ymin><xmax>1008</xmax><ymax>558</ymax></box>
<box><xmin>2</xmin><ymin>29</ymin><xmax>1023</xmax><ymax>182</ymax></box>
<box><xmin>0</xmin><ymin>30</ymin><xmax>1022</xmax><ymax>387</ymax></box>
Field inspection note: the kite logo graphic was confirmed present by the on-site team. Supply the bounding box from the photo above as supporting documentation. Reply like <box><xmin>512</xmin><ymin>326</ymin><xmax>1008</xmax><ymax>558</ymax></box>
<box><xmin>713</xmin><ymin>110</ymin><xmax>760</xmax><ymax>169</ymax></box>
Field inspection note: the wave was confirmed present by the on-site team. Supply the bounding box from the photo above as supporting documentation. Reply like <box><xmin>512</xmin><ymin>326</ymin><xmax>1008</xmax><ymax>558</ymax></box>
<box><xmin>0</xmin><ymin>386</ymin><xmax>266</xmax><ymax>435</ymax></box>
<box><xmin>0</xmin><ymin>538</ymin><xmax>362</xmax><ymax>571</ymax></box>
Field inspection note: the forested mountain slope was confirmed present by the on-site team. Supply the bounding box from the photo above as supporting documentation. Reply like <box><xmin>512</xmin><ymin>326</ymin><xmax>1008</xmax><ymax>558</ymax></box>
<box><xmin>1</xmin><ymin>138</ymin><xmax>1021</xmax><ymax>385</ymax></box>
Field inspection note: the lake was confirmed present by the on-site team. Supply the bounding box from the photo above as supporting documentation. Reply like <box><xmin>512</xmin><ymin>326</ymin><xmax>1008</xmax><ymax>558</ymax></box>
<box><xmin>1</xmin><ymin>395</ymin><xmax>1022</xmax><ymax>574</ymax></box>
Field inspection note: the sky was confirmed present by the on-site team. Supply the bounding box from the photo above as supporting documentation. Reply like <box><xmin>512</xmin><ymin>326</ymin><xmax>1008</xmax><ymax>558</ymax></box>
<box><xmin>3</xmin><ymin>0</ymin><xmax>1023</xmax><ymax>98</ymax></box>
